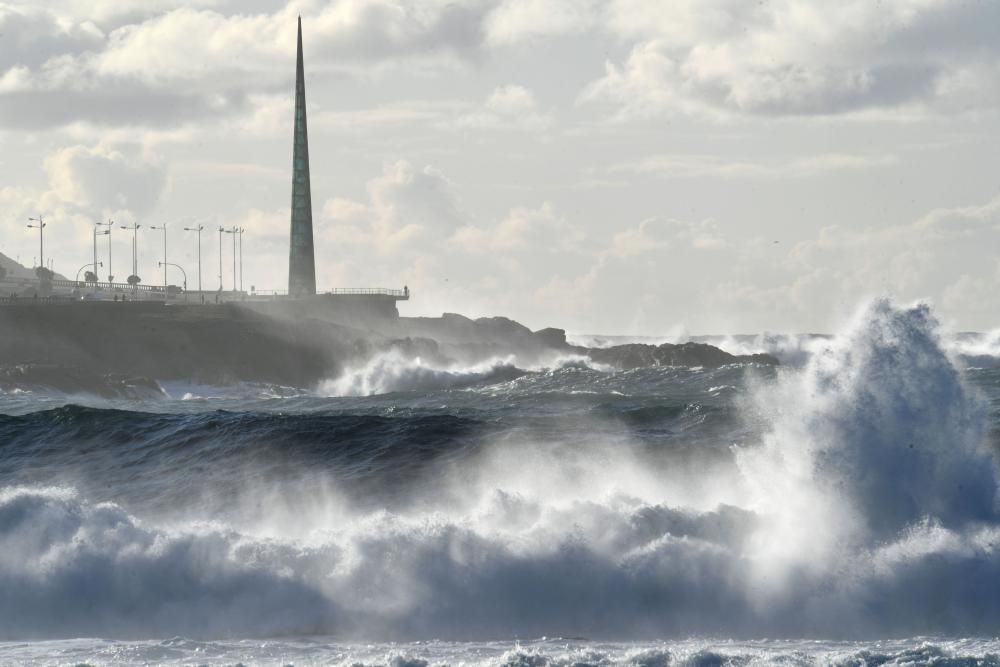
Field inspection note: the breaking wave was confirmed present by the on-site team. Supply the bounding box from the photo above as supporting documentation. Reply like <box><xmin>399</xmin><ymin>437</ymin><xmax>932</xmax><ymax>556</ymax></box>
<box><xmin>712</xmin><ymin>328</ymin><xmax>1000</xmax><ymax>370</ymax></box>
<box><xmin>711</xmin><ymin>333</ymin><xmax>829</xmax><ymax>367</ymax></box>
<box><xmin>2</xmin><ymin>299</ymin><xmax>1000</xmax><ymax>641</ymax></box>
<box><xmin>738</xmin><ymin>300</ymin><xmax>997</xmax><ymax>552</ymax></box>
<box><xmin>319</xmin><ymin>349</ymin><xmax>606</xmax><ymax>396</ymax></box>
<box><xmin>7</xmin><ymin>637</ymin><xmax>1000</xmax><ymax>665</ymax></box>
<box><xmin>946</xmin><ymin>329</ymin><xmax>1000</xmax><ymax>368</ymax></box>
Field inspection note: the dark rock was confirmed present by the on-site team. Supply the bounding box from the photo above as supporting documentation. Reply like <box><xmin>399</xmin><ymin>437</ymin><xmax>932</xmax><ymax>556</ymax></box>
<box><xmin>0</xmin><ymin>301</ymin><xmax>359</xmax><ymax>387</ymax></box>
<box><xmin>534</xmin><ymin>327</ymin><xmax>568</xmax><ymax>348</ymax></box>
<box><xmin>587</xmin><ymin>341</ymin><xmax>778</xmax><ymax>370</ymax></box>
<box><xmin>0</xmin><ymin>364</ymin><xmax>166</xmax><ymax>399</ymax></box>
<box><xmin>473</xmin><ymin>316</ymin><xmax>534</xmax><ymax>341</ymax></box>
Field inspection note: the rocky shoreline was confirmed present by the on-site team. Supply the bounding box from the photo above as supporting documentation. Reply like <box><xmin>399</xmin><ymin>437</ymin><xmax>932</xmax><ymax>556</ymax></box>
<box><xmin>0</xmin><ymin>300</ymin><xmax>777</xmax><ymax>394</ymax></box>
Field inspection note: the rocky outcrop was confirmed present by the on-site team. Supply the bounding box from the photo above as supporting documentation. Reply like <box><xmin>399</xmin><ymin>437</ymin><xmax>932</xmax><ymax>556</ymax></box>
<box><xmin>0</xmin><ymin>297</ymin><xmax>777</xmax><ymax>390</ymax></box>
<box><xmin>534</xmin><ymin>327</ymin><xmax>568</xmax><ymax>348</ymax></box>
<box><xmin>398</xmin><ymin>314</ymin><xmax>564</xmax><ymax>364</ymax></box>
<box><xmin>0</xmin><ymin>364</ymin><xmax>165</xmax><ymax>399</ymax></box>
<box><xmin>585</xmin><ymin>341</ymin><xmax>778</xmax><ymax>369</ymax></box>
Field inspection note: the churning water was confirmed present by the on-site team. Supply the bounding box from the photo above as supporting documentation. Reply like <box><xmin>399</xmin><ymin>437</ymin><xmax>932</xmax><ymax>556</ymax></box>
<box><xmin>2</xmin><ymin>299</ymin><xmax>1000</xmax><ymax>665</ymax></box>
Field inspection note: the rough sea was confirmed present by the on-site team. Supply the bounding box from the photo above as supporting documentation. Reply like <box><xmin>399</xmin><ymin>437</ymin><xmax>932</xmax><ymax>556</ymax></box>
<box><xmin>3</xmin><ymin>299</ymin><xmax>1000</xmax><ymax>666</ymax></box>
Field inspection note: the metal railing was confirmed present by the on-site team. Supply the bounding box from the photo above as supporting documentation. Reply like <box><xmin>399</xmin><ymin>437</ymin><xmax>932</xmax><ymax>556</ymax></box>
<box><xmin>0</xmin><ymin>276</ymin><xmax>184</xmax><ymax>303</ymax></box>
<box><xmin>1</xmin><ymin>276</ymin><xmax>182</xmax><ymax>291</ymax></box>
<box><xmin>327</xmin><ymin>288</ymin><xmax>408</xmax><ymax>297</ymax></box>
<box><xmin>0</xmin><ymin>275</ymin><xmax>409</xmax><ymax>302</ymax></box>
<box><xmin>246</xmin><ymin>288</ymin><xmax>410</xmax><ymax>299</ymax></box>
<box><xmin>51</xmin><ymin>278</ymin><xmax>178</xmax><ymax>294</ymax></box>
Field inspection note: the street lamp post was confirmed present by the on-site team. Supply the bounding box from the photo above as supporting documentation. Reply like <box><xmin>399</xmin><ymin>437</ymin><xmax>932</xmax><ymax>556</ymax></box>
<box><xmin>232</xmin><ymin>227</ymin><xmax>237</xmax><ymax>292</ymax></box>
<box><xmin>183</xmin><ymin>224</ymin><xmax>204</xmax><ymax>293</ymax></box>
<box><xmin>94</xmin><ymin>224</ymin><xmax>110</xmax><ymax>287</ymax></box>
<box><xmin>222</xmin><ymin>227</ymin><xmax>238</xmax><ymax>292</ymax></box>
<box><xmin>76</xmin><ymin>262</ymin><xmax>102</xmax><ymax>283</ymax></box>
<box><xmin>97</xmin><ymin>220</ymin><xmax>114</xmax><ymax>282</ymax></box>
<box><xmin>217</xmin><ymin>226</ymin><xmax>224</xmax><ymax>291</ymax></box>
<box><xmin>120</xmin><ymin>222</ymin><xmax>141</xmax><ymax>294</ymax></box>
<box><xmin>150</xmin><ymin>224</ymin><xmax>168</xmax><ymax>288</ymax></box>
<box><xmin>158</xmin><ymin>262</ymin><xmax>187</xmax><ymax>301</ymax></box>
<box><xmin>237</xmin><ymin>227</ymin><xmax>245</xmax><ymax>293</ymax></box>
<box><xmin>26</xmin><ymin>216</ymin><xmax>46</xmax><ymax>271</ymax></box>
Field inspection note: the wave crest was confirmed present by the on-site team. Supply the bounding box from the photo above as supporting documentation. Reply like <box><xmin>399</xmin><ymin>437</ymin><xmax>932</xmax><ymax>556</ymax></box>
<box><xmin>320</xmin><ymin>350</ymin><xmax>608</xmax><ymax>397</ymax></box>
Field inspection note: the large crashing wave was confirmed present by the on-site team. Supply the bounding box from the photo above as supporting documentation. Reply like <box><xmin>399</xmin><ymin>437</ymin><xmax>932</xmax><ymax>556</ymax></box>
<box><xmin>739</xmin><ymin>300</ymin><xmax>997</xmax><ymax>549</ymax></box>
<box><xmin>3</xmin><ymin>299</ymin><xmax>1000</xmax><ymax>640</ymax></box>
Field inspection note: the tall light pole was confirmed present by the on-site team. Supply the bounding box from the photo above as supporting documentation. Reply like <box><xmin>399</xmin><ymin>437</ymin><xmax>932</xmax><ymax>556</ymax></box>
<box><xmin>183</xmin><ymin>224</ymin><xmax>204</xmax><ymax>293</ymax></box>
<box><xmin>222</xmin><ymin>227</ymin><xmax>238</xmax><ymax>292</ymax></box>
<box><xmin>97</xmin><ymin>220</ymin><xmax>113</xmax><ymax>282</ymax></box>
<box><xmin>120</xmin><ymin>222</ymin><xmax>141</xmax><ymax>291</ymax></box>
<box><xmin>237</xmin><ymin>227</ymin><xmax>245</xmax><ymax>293</ymax></box>
<box><xmin>150</xmin><ymin>224</ymin><xmax>168</xmax><ymax>287</ymax></box>
<box><xmin>232</xmin><ymin>227</ymin><xmax>237</xmax><ymax>291</ymax></box>
<box><xmin>93</xmin><ymin>224</ymin><xmax>110</xmax><ymax>286</ymax></box>
<box><xmin>217</xmin><ymin>226</ymin><xmax>224</xmax><ymax>291</ymax></box>
<box><xmin>26</xmin><ymin>216</ymin><xmax>45</xmax><ymax>271</ymax></box>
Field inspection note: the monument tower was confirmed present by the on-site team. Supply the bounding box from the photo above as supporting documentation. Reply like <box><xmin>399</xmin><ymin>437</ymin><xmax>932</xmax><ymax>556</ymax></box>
<box><xmin>288</xmin><ymin>16</ymin><xmax>316</xmax><ymax>298</ymax></box>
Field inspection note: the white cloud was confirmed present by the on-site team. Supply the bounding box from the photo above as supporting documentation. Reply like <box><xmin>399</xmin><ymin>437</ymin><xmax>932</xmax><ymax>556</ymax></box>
<box><xmin>608</xmin><ymin>218</ymin><xmax>724</xmax><ymax>258</ymax></box>
<box><xmin>93</xmin><ymin>9</ymin><xmax>286</xmax><ymax>85</ymax></box>
<box><xmin>0</xmin><ymin>5</ymin><xmax>104</xmax><ymax>70</ymax></box>
<box><xmin>450</xmin><ymin>201</ymin><xmax>583</xmax><ymax>253</ymax></box>
<box><xmin>484</xmin><ymin>0</ymin><xmax>600</xmax><ymax>46</ymax></box>
<box><xmin>89</xmin><ymin>0</ymin><xmax>489</xmax><ymax>87</ymax></box>
<box><xmin>485</xmin><ymin>194</ymin><xmax>1000</xmax><ymax>333</ymax></box>
<box><xmin>456</xmin><ymin>84</ymin><xmax>553</xmax><ymax>131</ymax></box>
<box><xmin>7</xmin><ymin>0</ymin><xmax>998</xmax><ymax>133</ymax></box>
<box><xmin>44</xmin><ymin>144</ymin><xmax>168</xmax><ymax>215</ymax></box>
<box><xmin>0</xmin><ymin>0</ymin><xmax>491</xmax><ymax>131</ymax></box>
<box><xmin>366</xmin><ymin>160</ymin><xmax>465</xmax><ymax>246</ymax></box>
<box><xmin>610</xmin><ymin>153</ymin><xmax>898</xmax><ymax>180</ymax></box>
<box><xmin>305</xmin><ymin>163</ymin><xmax>597</xmax><ymax>322</ymax></box>
<box><xmin>581</xmin><ymin>0</ymin><xmax>1000</xmax><ymax>119</ymax></box>
<box><xmin>37</xmin><ymin>0</ymin><xmax>223</xmax><ymax>27</ymax></box>
<box><xmin>578</xmin><ymin>40</ymin><xmax>692</xmax><ymax>120</ymax></box>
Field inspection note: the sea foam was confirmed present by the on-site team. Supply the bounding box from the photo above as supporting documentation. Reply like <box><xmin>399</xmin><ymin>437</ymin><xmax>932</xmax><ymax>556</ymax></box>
<box><xmin>2</xmin><ymin>299</ymin><xmax>1000</xmax><ymax>640</ymax></box>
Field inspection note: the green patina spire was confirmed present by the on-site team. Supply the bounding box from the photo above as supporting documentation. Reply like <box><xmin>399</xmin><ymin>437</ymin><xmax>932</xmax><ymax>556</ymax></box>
<box><xmin>288</xmin><ymin>15</ymin><xmax>316</xmax><ymax>298</ymax></box>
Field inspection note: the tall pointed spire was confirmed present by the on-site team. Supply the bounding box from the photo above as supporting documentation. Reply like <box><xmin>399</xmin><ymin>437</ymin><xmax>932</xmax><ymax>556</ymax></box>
<box><xmin>288</xmin><ymin>15</ymin><xmax>316</xmax><ymax>298</ymax></box>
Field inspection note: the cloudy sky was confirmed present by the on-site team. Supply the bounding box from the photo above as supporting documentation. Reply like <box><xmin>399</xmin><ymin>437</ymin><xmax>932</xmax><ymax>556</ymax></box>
<box><xmin>1</xmin><ymin>0</ymin><xmax>999</xmax><ymax>334</ymax></box>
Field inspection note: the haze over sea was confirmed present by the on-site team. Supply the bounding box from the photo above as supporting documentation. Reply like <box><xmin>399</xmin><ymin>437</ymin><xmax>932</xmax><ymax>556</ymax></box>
<box><xmin>1</xmin><ymin>298</ymin><xmax>999</xmax><ymax>665</ymax></box>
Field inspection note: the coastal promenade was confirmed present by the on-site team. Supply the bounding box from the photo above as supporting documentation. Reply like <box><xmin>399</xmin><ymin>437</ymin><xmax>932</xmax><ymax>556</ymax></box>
<box><xmin>0</xmin><ymin>276</ymin><xmax>409</xmax><ymax>304</ymax></box>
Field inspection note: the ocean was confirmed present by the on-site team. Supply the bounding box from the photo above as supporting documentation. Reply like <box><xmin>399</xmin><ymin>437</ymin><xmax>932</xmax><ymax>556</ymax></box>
<box><xmin>2</xmin><ymin>299</ymin><xmax>1000</xmax><ymax>665</ymax></box>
